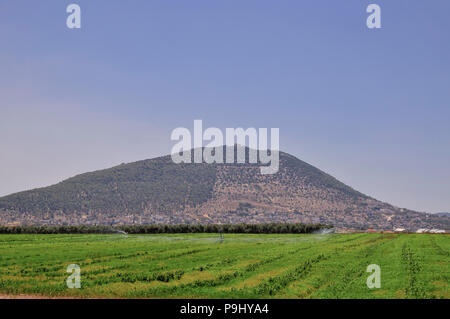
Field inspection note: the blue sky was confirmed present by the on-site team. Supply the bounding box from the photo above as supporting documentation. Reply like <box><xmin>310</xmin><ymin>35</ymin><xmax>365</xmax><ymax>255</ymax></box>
<box><xmin>1</xmin><ymin>0</ymin><xmax>449</xmax><ymax>213</ymax></box>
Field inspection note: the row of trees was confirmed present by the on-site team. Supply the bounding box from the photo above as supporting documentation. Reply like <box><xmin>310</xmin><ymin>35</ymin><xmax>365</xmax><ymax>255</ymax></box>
<box><xmin>0</xmin><ymin>225</ymin><xmax>117</xmax><ymax>234</ymax></box>
<box><xmin>0</xmin><ymin>223</ymin><xmax>332</xmax><ymax>234</ymax></box>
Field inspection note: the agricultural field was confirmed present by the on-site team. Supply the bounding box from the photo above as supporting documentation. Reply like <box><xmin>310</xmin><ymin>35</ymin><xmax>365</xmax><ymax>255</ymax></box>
<box><xmin>0</xmin><ymin>233</ymin><xmax>448</xmax><ymax>299</ymax></box>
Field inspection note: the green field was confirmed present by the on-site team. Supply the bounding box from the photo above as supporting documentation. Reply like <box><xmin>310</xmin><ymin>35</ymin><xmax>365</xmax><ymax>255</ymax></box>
<box><xmin>0</xmin><ymin>233</ymin><xmax>448</xmax><ymax>299</ymax></box>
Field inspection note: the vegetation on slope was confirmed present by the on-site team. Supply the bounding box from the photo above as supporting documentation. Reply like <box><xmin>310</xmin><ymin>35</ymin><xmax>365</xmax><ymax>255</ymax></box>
<box><xmin>1</xmin><ymin>147</ymin><xmax>447</xmax><ymax>230</ymax></box>
<box><xmin>0</xmin><ymin>149</ymin><xmax>365</xmax><ymax>215</ymax></box>
<box><xmin>0</xmin><ymin>155</ymin><xmax>216</xmax><ymax>213</ymax></box>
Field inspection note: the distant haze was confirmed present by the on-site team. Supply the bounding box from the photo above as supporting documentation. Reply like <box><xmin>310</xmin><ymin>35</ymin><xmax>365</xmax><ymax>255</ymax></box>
<box><xmin>1</xmin><ymin>0</ymin><xmax>449</xmax><ymax>213</ymax></box>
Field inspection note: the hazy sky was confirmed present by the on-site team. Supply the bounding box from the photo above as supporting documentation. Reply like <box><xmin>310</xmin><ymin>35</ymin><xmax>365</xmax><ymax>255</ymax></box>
<box><xmin>1</xmin><ymin>0</ymin><xmax>449</xmax><ymax>213</ymax></box>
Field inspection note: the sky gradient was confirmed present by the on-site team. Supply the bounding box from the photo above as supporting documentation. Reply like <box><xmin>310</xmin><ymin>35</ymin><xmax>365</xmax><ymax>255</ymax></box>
<box><xmin>1</xmin><ymin>0</ymin><xmax>449</xmax><ymax>213</ymax></box>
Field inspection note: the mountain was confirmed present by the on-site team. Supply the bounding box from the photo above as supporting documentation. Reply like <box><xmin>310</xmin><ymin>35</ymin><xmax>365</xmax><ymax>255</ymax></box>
<box><xmin>0</xmin><ymin>147</ymin><xmax>448</xmax><ymax>231</ymax></box>
<box><xmin>436</xmin><ymin>212</ymin><xmax>450</xmax><ymax>218</ymax></box>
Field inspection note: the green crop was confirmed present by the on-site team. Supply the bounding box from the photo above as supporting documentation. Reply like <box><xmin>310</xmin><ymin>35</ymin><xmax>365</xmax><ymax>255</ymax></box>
<box><xmin>0</xmin><ymin>233</ymin><xmax>448</xmax><ymax>299</ymax></box>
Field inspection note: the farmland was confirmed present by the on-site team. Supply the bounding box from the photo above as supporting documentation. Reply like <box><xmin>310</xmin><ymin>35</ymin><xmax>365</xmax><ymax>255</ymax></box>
<box><xmin>0</xmin><ymin>233</ymin><xmax>448</xmax><ymax>299</ymax></box>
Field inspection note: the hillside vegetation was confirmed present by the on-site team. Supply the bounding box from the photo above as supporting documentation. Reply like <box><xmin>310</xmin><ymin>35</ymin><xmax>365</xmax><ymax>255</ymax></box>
<box><xmin>0</xmin><ymin>148</ymin><xmax>448</xmax><ymax>231</ymax></box>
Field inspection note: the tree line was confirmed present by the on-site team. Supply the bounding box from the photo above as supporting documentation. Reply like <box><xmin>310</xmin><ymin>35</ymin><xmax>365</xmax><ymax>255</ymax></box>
<box><xmin>0</xmin><ymin>223</ymin><xmax>332</xmax><ymax>234</ymax></box>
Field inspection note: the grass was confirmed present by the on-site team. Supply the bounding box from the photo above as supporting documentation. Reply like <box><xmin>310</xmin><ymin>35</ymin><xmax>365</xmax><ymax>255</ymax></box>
<box><xmin>0</xmin><ymin>233</ymin><xmax>448</xmax><ymax>299</ymax></box>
